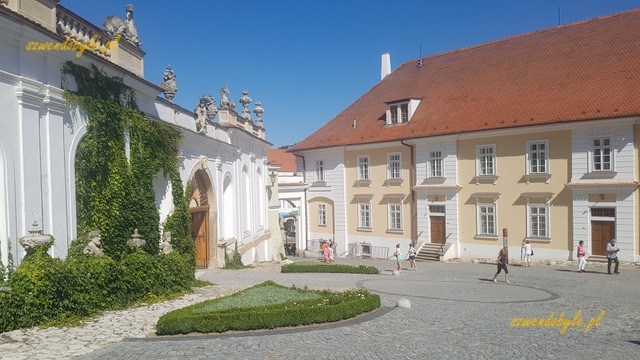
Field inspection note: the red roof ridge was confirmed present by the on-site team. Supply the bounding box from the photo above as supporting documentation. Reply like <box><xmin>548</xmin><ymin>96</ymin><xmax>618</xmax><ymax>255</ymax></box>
<box><xmin>399</xmin><ymin>7</ymin><xmax>640</xmax><ymax>68</ymax></box>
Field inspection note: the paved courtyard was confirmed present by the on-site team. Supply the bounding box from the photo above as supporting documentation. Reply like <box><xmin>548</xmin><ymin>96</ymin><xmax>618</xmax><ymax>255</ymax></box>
<box><xmin>1</xmin><ymin>257</ymin><xmax>639</xmax><ymax>359</ymax></box>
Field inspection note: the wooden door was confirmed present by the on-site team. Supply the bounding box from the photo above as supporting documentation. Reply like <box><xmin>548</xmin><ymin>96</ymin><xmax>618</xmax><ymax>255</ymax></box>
<box><xmin>430</xmin><ymin>216</ymin><xmax>446</xmax><ymax>244</ymax></box>
<box><xmin>191</xmin><ymin>209</ymin><xmax>209</xmax><ymax>268</ymax></box>
<box><xmin>591</xmin><ymin>221</ymin><xmax>613</xmax><ymax>256</ymax></box>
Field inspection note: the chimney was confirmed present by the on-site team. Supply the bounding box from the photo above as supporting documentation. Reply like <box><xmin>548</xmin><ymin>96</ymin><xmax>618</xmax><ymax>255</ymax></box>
<box><xmin>381</xmin><ymin>52</ymin><xmax>391</xmax><ymax>81</ymax></box>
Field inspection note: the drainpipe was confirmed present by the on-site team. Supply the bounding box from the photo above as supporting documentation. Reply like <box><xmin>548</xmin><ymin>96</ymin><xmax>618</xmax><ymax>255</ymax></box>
<box><xmin>400</xmin><ymin>140</ymin><xmax>416</xmax><ymax>243</ymax></box>
<box><xmin>293</xmin><ymin>152</ymin><xmax>308</xmax><ymax>255</ymax></box>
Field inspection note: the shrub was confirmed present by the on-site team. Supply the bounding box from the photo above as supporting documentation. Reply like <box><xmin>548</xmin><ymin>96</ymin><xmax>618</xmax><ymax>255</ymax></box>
<box><xmin>155</xmin><ymin>281</ymin><xmax>381</xmax><ymax>335</ymax></box>
<box><xmin>224</xmin><ymin>250</ymin><xmax>251</xmax><ymax>269</ymax></box>
<box><xmin>0</xmin><ymin>252</ymin><xmax>194</xmax><ymax>333</ymax></box>
<box><xmin>281</xmin><ymin>262</ymin><xmax>380</xmax><ymax>274</ymax></box>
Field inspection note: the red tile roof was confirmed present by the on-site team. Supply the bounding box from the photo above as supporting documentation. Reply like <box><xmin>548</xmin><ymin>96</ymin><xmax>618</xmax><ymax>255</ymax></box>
<box><xmin>267</xmin><ymin>149</ymin><xmax>298</xmax><ymax>173</ymax></box>
<box><xmin>291</xmin><ymin>9</ymin><xmax>640</xmax><ymax>152</ymax></box>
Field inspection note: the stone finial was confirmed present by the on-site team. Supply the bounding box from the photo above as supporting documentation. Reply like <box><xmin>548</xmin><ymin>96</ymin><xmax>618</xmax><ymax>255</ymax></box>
<box><xmin>160</xmin><ymin>232</ymin><xmax>173</xmax><ymax>254</ymax></box>
<box><xmin>204</xmin><ymin>94</ymin><xmax>218</xmax><ymax>124</ymax></box>
<box><xmin>253</xmin><ymin>101</ymin><xmax>264</xmax><ymax>126</ymax></box>
<box><xmin>194</xmin><ymin>96</ymin><xmax>207</xmax><ymax>134</ymax></box>
<box><xmin>102</xmin><ymin>4</ymin><xmax>142</xmax><ymax>47</ymax></box>
<box><xmin>127</xmin><ymin>229</ymin><xmax>146</xmax><ymax>250</ymax></box>
<box><xmin>239</xmin><ymin>90</ymin><xmax>252</xmax><ymax>120</ymax></box>
<box><xmin>219</xmin><ymin>85</ymin><xmax>236</xmax><ymax>110</ymax></box>
<box><xmin>83</xmin><ymin>230</ymin><xmax>104</xmax><ymax>257</ymax></box>
<box><xmin>19</xmin><ymin>220</ymin><xmax>54</xmax><ymax>252</ymax></box>
<box><xmin>161</xmin><ymin>65</ymin><xmax>178</xmax><ymax>101</ymax></box>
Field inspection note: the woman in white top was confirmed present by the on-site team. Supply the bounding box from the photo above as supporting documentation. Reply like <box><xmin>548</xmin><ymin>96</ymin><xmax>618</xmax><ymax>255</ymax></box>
<box><xmin>393</xmin><ymin>244</ymin><xmax>401</xmax><ymax>271</ymax></box>
<box><xmin>522</xmin><ymin>240</ymin><xmax>532</xmax><ymax>267</ymax></box>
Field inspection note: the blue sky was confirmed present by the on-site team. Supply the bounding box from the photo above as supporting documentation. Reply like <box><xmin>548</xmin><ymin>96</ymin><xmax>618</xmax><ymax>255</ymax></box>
<box><xmin>61</xmin><ymin>0</ymin><xmax>640</xmax><ymax>148</ymax></box>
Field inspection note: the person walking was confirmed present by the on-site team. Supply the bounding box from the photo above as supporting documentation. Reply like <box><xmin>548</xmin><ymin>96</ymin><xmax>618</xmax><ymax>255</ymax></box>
<box><xmin>522</xmin><ymin>240</ymin><xmax>532</xmax><ymax>267</ymax></box>
<box><xmin>577</xmin><ymin>240</ymin><xmax>587</xmax><ymax>273</ymax></box>
<box><xmin>492</xmin><ymin>247</ymin><xmax>510</xmax><ymax>283</ymax></box>
<box><xmin>606</xmin><ymin>239</ymin><xmax>620</xmax><ymax>274</ymax></box>
<box><xmin>393</xmin><ymin>244</ymin><xmax>402</xmax><ymax>272</ymax></box>
<box><xmin>408</xmin><ymin>243</ymin><xmax>417</xmax><ymax>271</ymax></box>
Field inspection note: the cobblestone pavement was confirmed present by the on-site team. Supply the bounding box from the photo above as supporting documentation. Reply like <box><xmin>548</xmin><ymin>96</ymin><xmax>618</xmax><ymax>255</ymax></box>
<box><xmin>1</xmin><ymin>257</ymin><xmax>639</xmax><ymax>360</ymax></box>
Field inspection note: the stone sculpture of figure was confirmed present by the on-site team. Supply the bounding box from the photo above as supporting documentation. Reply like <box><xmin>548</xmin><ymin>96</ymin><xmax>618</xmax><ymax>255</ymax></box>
<box><xmin>194</xmin><ymin>96</ymin><xmax>207</xmax><ymax>134</ymax></box>
<box><xmin>204</xmin><ymin>94</ymin><xmax>218</xmax><ymax>124</ymax></box>
<box><xmin>161</xmin><ymin>65</ymin><xmax>178</xmax><ymax>101</ymax></box>
<box><xmin>219</xmin><ymin>85</ymin><xmax>236</xmax><ymax>110</ymax></box>
<box><xmin>239</xmin><ymin>90</ymin><xmax>252</xmax><ymax>120</ymax></box>
<box><xmin>160</xmin><ymin>232</ymin><xmax>173</xmax><ymax>254</ymax></box>
<box><xmin>83</xmin><ymin>231</ymin><xmax>104</xmax><ymax>257</ymax></box>
<box><xmin>102</xmin><ymin>4</ymin><xmax>142</xmax><ymax>46</ymax></box>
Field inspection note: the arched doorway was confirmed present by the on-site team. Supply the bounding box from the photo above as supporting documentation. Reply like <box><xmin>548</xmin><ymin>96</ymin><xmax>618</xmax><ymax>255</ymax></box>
<box><xmin>189</xmin><ymin>169</ymin><xmax>214</xmax><ymax>268</ymax></box>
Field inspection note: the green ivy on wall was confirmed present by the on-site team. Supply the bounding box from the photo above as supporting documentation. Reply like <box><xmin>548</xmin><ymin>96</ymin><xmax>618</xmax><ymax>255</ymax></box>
<box><xmin>63</xmin><ymin>62</ymin><xmax>192</xmax><ymax>259</ymax></box>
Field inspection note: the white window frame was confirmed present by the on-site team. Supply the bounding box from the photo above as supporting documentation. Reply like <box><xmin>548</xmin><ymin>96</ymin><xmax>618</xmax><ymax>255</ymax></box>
<box><xmin>318</xmin><ymin>204</ymin><xmax>327</xmax><ymax>227</ymax></box>
<box><xmin>476</xmin><ymin>144</ymin><xmax>496</xmax><ymax>176</ymax></box>
<box><xmin>315</xmin><ymin>160</ymin><xmax>325</xmax><ymax>182</ymax></box>
<box><xmin>358</xmin><ymin>202</ymin><xmax>371</xmax><ymax>229</ymax></box>
<box><xmin>388</xmin><ymin>203</ymin><xmax>403</xmax><ymax>231</ymax></box>
<box><xmin>387</xmin><ymin>153</ymin><xmax>402</xmax><ymax>180</ymax></box>
<box><xmin>591</xmin><ymin>137</ymin><xmax>613</xmax><ymax>172</ymax></box>
<box><xmin>476</xmin><ymin>203</ymin><xmax>497</xmax><ymax>237</ymax></box>
<box><xmin>428</xmin><ymin>150</ymin><xmax>444</xmax><ymax>178</ymax></box>
<box><xmin>527</xmin><ymin>203</ymin><xmax>549</xmax><ymax>239</ymax></box>
<box><xmin>400</xmin><ymin>103</ymin><xmax>408</xmax><ymax>123</ymax></box>
<box><xmin>389</xmin><ymin>105</ymin><xmax>398</xmax><ymax>124</ymax></box>
<box><xmin>526</xmin><ymin>140</ymin><xmax>549</xmax><ymax>174</ymax></box>
<box><xmin>357</xmin><ymin>155</ymin><xmax>370</xmax><ymax>181</ymax></box>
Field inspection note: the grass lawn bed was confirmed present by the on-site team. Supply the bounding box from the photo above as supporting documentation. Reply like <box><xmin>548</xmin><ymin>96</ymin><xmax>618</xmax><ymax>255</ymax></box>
<box><xmin>281</xmin><ymin>262</ymin><xmax>380</xmax><ymax>274</ymax></box>
<box><xmin>155</xmin><ymin>281</ymin><xmax>381</xmax><ymax>335</ymax></box>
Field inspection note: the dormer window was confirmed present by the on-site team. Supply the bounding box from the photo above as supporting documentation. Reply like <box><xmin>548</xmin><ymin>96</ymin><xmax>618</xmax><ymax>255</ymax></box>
<box><xmin>385</xmin><ymin>98</ymin><xmax>421</xmax><ymax>125</ymax></box>
<box><xmin>390</xmin><ymin>105</ymin><xmax>398</xmax><ymax>124</ymax></box>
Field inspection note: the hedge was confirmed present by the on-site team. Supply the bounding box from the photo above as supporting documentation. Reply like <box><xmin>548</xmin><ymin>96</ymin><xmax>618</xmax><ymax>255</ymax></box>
<box><xmin>281</xmin><ymin>262</ymin><xmax>380</xmax><ymax>274</ymax></box>
<box><xmin>156</xmin><ymin>281</ymin><xmax>381</xmax><ymax>335</ymax></box>
<box><xmin>0</xmin><ymin>252</ymin><xmax>194</xmax><ymax>333</ymax></box>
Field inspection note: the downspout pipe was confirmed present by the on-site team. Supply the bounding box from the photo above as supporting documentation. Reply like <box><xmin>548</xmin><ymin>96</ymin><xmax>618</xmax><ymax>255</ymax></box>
<box><xmin>400</xmin><ymin>140</ymin><xmax>416</xmax><ymax>243</ymax></box>
<box><xmin>293</xmin><ymin>152</ymin><xmax>308</xmax><ymax>254</ymax></box>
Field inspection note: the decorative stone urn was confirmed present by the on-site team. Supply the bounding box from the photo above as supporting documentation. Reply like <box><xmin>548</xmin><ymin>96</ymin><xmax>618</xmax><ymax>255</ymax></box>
<box><xmin>19</xmin><ymin>221</ymin><xmax>54</xmax><ymax>253</ymax></box>
<box><xmin>127</xmin><ymin>229</ymin><xmax>146</xmax><ymax>250</ymax></box>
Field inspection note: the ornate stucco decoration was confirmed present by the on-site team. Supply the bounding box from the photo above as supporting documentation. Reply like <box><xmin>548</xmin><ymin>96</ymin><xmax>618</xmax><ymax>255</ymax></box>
<box><xmin>220</xmin><ymin>85</ymin><xmax>236</xmax><ymax>110</ymax></box>
<box><xmin>161</xmin><ymin>65</ymin><xmax>177</xmax><ymax>101</ymax></box>
<box><xmin>198</xmin><ymin>155</ymin><xmax>209</xmax><ymax>170</ymax></box>
<box><xmin>239</xmin><ymin>90</ymin><xmax>252</xmax><ymax>120</ymax></box>
<box><xmin>194</xmin><ymin>96</ymin><xmax>207</xmax><ymax>134</ymax></box>
<box><xmin>102</xmin><ymin>4</ymin><xmax>142</xmax><ymax>47</ymax></box>
<box><xmin>253</xmin><ymin>101</ymin><xmax>264</xmax><ymax>126</ymax></box>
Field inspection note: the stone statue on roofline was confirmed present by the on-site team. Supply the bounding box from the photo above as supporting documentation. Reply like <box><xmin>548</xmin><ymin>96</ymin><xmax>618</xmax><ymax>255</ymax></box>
<box><xmin>219</xmin><ymin>85</ymin><xmax>236</xmax><ymax>110</ymax></box>
<box><xmin>194</xmin><ymin>96</ymin><xmax>207</xmax><ymax>134</ymax></box>
<box><xmin>83</xmin><ymin>230</ymin><xmax>104</xmax><ymax>257</ymax></box>
<box><xmin>253</xmin><ymin>101</ymin><xmax>264</xmax><ymax>126</ymax></box>
<box><xmin>239</xmin><ymin>90</ymin><xmax>252</xmax><ymax>120</ymax></box>
<box><xmin>204</xmin><ymin>94</ymin><xmax>218</xmax><ymax>124</ymax></box>
<box><xmin>102</xmin><ymin>4</ymin><xmax>142</xmax><ymax>47</ymax></box>
<box><xmin>161</xmin><ymin>65</ymin><xmax>178</xmax><ymax>101</ymax></box>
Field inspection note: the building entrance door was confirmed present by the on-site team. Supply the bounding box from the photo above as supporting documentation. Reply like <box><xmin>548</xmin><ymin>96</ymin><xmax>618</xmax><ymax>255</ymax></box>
<box><xmin>190</xmin><ymin>206</ymin><xmax>210</xmax><ymax>268</ymax></box>
<box><xmin>430</xmin><ymin>216</ymin><xmax>446</xmax><ymax>244</ymax></box>
<box><xmin>591</xmin><ymin>220</ymin><xmax>614</xmax><ymax>256</ymax></box>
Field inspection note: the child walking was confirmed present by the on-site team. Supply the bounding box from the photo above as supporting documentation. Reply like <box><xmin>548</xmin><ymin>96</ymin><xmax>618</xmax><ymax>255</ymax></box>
<box><xmin>577</xmin><ymin>240</ymin><xmax>586</xmax><ymax>272</ymax></box>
